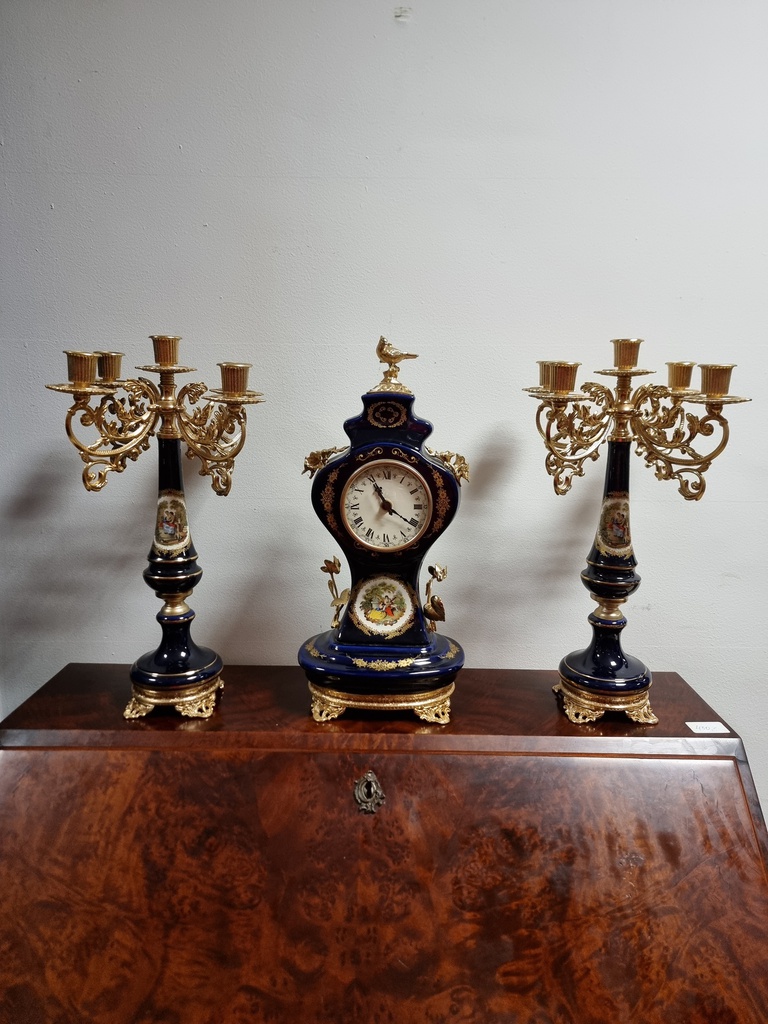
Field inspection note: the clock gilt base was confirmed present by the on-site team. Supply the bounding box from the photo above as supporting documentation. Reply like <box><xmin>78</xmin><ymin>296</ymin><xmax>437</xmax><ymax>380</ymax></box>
<box><xmin>300</xmin><ymin>630</ymin><xmax>464</xmax><ymax>723</ymax></box>
<box><xmin>308</xmin><ymin>682</ymin><xmax>455</xmax><ymax>724</ymax></box>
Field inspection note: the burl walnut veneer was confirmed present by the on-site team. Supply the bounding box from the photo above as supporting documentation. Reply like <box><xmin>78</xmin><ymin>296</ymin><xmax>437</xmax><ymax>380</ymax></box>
<box><xmin>0</xmin><ymin>665</ymin><xmax>766</xmax><ymax>1023</ymax></box>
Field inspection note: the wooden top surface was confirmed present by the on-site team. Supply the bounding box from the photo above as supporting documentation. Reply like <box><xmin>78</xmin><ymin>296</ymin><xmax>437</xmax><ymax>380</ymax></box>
<box><xmin>0</xmin><ymin>663</ymin><xmax>745</xmax><ymax>758</ymax></box>
<box><xmin>1</xmin><ymin>664</ymin><xmax>767</xmax><ymax>1023</ymax></box>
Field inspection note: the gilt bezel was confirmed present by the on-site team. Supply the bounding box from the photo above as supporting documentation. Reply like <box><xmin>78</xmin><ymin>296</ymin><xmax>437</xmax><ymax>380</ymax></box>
<box><xmin>340</xmin><ymin>458</ymin><xmax>433</xmax><ymax>553</ymax></box>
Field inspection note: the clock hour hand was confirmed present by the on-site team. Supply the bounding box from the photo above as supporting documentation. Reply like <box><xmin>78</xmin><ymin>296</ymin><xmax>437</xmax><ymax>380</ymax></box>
<box><xmin>369</xmin><ymin>478</ymin><xmax>394</xmax><ymax>513</ymax></box>
<box><xmin>369</xmin><ymin>477</ymin><xmax>415</xmax><ymax>527</ymax></box>
<box><xmin>368</xmin><ymin>477</ymin><xmax>414</xmax><ymax>524</ymax></box>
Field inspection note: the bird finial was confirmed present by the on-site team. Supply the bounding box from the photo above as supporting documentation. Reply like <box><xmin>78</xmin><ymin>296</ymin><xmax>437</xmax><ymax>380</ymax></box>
<box><xmin>371</xmin><ymin>336</ymin><xmax>418</xmax><ymax>393</ymax></box>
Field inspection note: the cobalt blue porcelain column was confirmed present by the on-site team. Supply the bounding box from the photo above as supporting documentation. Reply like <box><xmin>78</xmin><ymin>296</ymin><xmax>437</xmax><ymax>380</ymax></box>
<box><xmin>126</xmin><ymin>435</ymin><xmax>224</xmax><ymax>718</ymax></box>
<box><xmin>555</xmin><ymin>438</ymin><xmax>656</xmax><ymax>724</ymax></box>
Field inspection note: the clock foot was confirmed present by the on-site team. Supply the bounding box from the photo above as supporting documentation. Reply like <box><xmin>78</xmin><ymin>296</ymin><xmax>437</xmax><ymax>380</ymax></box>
<box><xmin>553</xmin><ymin>677</ymin><xmax>657</xmax><ymax>726</ymax></box>
<box><xmin>308</xmin><ymin>681</ymin><xmax>455</xmax><ymax>724</ymax></box>
<box><xmin>310</xmin><ymin>693</ymin><xmax>347</xmax><ymax>722</ymax></box>
<box><xmin>414</xmin><ymin>694</ymin><xmax>452</xmax><ymax>724</ymax></box>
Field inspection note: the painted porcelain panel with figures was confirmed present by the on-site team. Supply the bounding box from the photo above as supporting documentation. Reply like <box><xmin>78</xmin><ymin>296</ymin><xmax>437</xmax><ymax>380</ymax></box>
<box><xmin>349</xmin><ymin>576</ymin><xmax>415</xmax><ymax>637</ymax></box>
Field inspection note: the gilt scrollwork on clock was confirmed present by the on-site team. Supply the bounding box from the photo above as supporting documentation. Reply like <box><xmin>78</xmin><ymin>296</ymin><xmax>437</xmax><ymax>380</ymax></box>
<box><xmin>426</xmin><ymin>448</ymin><xmax>470</xmax><ymax>486</ymax></box>
<box><xmin>350</xmin><ymin>656</ymin><xmax>417</xmax><ymax>671</ymax></box>
<box><xmin>428</xmin><ymin>468</ymin><xmax>452</xmax><ymax>535</ymax></box>
<box><xmin>354</xmin><ymin>447</ymin><xmax>386</xmax><ymax>464</ymax></box>
<box><xmin>367</xmin><ymin>401</ymin><xmax>407</xmax><ymax>429</ymax></box>
<box><xmin>423</xmin><ymin>564</ymin><xmax>448</xmax><ymax>633</ymax></box>
<box><xmin>302</xmin><ymin>446</ymin><xmax>349</xmax><ymax>479</ymax></box>
<box><xmin>389</xmin><ymin>447</ymin><xmax>419</xmax><ymax>464</ymax></box>
<box><xmin>319</xmin><ymin>468</ymin><xmax>342</xmax><ymax>535</ymax></box>
<box><xmin>320</xmin><ymin>556</ymin><xmax>350</xmax><ymax>629</ymax></box>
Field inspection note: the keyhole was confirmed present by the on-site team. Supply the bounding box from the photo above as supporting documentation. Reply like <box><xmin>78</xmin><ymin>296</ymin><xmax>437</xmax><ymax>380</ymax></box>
<box><xmin>353</xmin><ymin>769</ymin><xmax>386</xmax><ymax>814</ymax></box>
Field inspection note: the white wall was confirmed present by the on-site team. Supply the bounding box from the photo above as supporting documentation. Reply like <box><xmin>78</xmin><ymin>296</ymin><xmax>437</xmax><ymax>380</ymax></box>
<box><xmin>2</xmin><ymin>1</ymin><xmax>766</xmax><ymax>800</ymax></box>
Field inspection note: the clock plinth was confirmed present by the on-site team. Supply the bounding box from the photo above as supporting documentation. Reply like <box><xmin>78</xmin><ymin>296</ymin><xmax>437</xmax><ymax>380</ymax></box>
<box><xmin>300</xmin><ymin>629</ymin><xmax>464</xmax><ymax>722</ymax></box>
<box><xmin>299</xmin><ymin>340</ymin><xmax>468</xmax><ymax>724</ymax></box>
<box><xmin>308</xmin><ymin>680</ymin><xmax>456</xmax><ymax>724</ymax></box>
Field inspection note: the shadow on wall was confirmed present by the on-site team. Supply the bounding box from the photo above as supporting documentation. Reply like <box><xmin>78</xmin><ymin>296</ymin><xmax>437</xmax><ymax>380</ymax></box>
<box><xmin>537</xmin><ymin>472</ymin><xmax>600</xmax><ymax>586</ymax></box>
<box><xmin>204</xmin><ymin>536</ymin><xmax>296</xmax><ymax>666</ymax></box>
<box><xmin>448</xmin><ymin>423</ymin><xmax>600</xmax><ymax>652</ymax></box>
<box><xmin>466</xmin><ymin>425</ymin><xmax>517</xmax><ymax>502</ymax></box>
<box><xmin>0</xmin><ymin>451</ymin><xmax>153</xmax><ymax>664</ymax></box>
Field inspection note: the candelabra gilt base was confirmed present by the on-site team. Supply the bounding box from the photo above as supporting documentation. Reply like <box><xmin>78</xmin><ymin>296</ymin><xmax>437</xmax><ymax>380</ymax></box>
<box><xmin>527</xmin><ymin>339</ymin><xmax>748</xmax><ymax>725</ymax></box>
<box><xmin>48</xmin><ymin>336</ymin><xmax>263</xmax><ymax>719</ymax></box>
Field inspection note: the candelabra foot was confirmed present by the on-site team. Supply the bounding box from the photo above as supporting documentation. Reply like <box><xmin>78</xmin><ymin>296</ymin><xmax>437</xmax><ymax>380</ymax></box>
<box><xmin>308</xmin><ymin>681</ymin><xmax>454</xmax><ymax>724</ymax></box>
<box><xmin>127</xmin><ymin>590</ymin><xmax>225</xmax><ymax>719</ymax></box>
<box><xmin>124</xmin><ymin>677</ymin><xmax>225</xmax><ymax>720</ymax></box>
<box><xmin>553</xmin><ymin>676</ymin><xmax>657</xmax><ymax>725</ymax></box>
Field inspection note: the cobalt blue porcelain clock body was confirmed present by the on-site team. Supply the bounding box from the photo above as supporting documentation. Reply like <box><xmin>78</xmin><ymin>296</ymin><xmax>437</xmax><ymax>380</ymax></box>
<box><xmin>298</xmin><ymin>340</ymin><xmax>468</xmax><ymax>723</ymax></box>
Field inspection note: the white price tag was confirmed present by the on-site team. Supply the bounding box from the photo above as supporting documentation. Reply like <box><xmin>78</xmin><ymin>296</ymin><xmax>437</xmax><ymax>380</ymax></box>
<box><xmin>686</xmin><ymin>721</ymin><xmax>730</xmax><ymax>734</ymax></box>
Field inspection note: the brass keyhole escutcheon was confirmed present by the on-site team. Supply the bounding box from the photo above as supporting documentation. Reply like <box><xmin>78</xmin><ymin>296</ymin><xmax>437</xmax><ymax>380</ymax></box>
<box><xmin>354</xmin><ymin>769</ymin><xmax>385</xmax><ymax>814</ymax></box>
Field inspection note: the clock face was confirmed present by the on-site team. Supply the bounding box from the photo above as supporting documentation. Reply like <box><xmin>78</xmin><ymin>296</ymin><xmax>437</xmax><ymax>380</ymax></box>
<box><xmin>341</xmin><ymin>460</ymin><xmax>433</xmax><ymax>552</ymax></box>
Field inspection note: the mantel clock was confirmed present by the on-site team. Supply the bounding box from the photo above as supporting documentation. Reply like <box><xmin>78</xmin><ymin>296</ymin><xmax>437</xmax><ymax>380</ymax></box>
<box><xmin>299</xmin><ymin>338</ymin><xmax>469</xmax><ymax>723</ymax></box>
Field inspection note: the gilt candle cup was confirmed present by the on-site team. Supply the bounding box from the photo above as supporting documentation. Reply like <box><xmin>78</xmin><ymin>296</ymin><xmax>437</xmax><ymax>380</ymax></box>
<box><xmin>548</xmin><ymin>361</ymin><xmax>581</xmax><ymax>395</ymax></box>
<box><xmin>699</xmin><ymin>364</ymin><xmax>735</xmax><ymax>398</ymax></box>
<box><xmin>64</xmin><ymin>351</ymin><xmax>99</xmax><ymax>388</ymax></box>
<box><xmin>536</xmin><ymin>360</ymin><xmax>558</xmax><ymax>391</ymax></box>
<box><xmin>218</xmin><ymin>362</ymin><xmax>252</xmax><ymax>398</ymax></box>
<box><xmin>151</xmin><ymin>335</ymin><xmax>181</xmax><ymax>366</ymax></box>
<box><xmin>95</xmin><ymin>351</ymin><xmax>125</xmax><ymax>383</ymax></box>
<box><xmin>611</xmin><ymin>339</ymin><xmax>643</xmax><ymax>369</ymax></box>
<box><xmin>666</xmin><ymin>361</ymin><xmax>696</xmax><ymax>392</ymax></box>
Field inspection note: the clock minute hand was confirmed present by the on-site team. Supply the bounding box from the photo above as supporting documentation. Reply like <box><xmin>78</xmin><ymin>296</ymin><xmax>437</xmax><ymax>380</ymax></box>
<box><xmin>386</xmin><ymin>505</ymin><xmax>412</xmax><ymax>525</ymax></box>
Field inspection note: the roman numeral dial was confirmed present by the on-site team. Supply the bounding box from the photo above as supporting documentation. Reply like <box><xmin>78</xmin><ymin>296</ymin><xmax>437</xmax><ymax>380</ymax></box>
<box><xmin>341</xmin><ymin>460</ymin><xmax>432</xmax><ymax>551</ymax></box>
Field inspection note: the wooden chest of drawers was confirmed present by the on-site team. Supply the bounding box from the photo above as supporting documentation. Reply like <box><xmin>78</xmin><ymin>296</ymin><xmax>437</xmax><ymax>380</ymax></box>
<box><xmin>1</xmin><ymin>665</ymin><xmax>766</xmax><ymax>1023</ymax></box>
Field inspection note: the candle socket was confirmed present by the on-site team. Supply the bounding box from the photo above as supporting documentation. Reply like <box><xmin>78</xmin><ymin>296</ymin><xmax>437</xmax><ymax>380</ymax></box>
<box><xmin>699</xmin><ymin>364</ymin><xmax>735</xmax><ymax>398</ymax></box>
<box><xmin>96</xmin><ymin>351</ymin><xmax>125</xmax><ymax>383</ymax></box>
<box><xmin>536</xmin><ymin>360</ymin><xmax>557</xmax><ymax>390</ymax></box>
<box><xmin>218</xmin><ymin>362</ymin><xmax>252</xmax><ymax>397</ymax></box>
<box><xmin>548</xmin><ymin>361</ymin><xmax>581</xmax><ymax>394</ymax></box>
<box><xmin>666</xmin><ymin>361</ymin><xmax>696</xmax><ymax>392</ymax></box>
<box><xmin>151</xmin><ymin>335</ymin><xmax>181</xmax><ymax>366</ymax></box>
<box><xmin>64</xmin><ymin>351</ymin><xmax>99</xmax><ymax>388</ymax></box>
<box><xmin>611</xmin><ymin>339</ymin><xmax>642</xmax><ymax>369</ymax></box>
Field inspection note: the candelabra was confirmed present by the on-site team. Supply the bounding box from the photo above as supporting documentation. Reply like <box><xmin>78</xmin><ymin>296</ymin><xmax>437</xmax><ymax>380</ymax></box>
<box><xmin>526</xmin><ymin>338</ymin><xmax>748</xmax><ymax>725</ymax></box>
<box><xmin>47</xmin><ymin>335</ymin><xmax>263</xmax><ymax>719</ymax></box>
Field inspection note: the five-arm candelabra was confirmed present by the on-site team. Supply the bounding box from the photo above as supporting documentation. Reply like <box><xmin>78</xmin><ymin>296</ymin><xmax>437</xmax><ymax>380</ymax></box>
<box><xmin>48</xmin><ymin>335</ymin><xmax>263</xmax><ymax>719</ymax></box>
<box><xmin>527</xmin><ymin>338</ymin><xmax>748</xmax><ymax>725</ymax></box>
